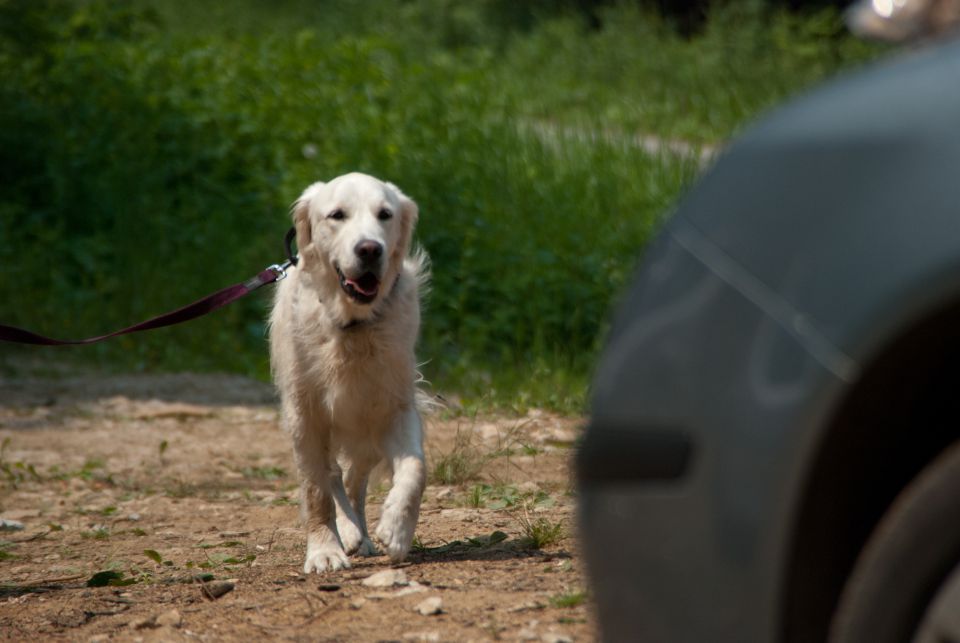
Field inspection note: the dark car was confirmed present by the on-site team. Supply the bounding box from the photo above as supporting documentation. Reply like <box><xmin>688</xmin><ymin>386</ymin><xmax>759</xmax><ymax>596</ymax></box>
<box><xmin>576</xmin><ymin>38</ymin><xmax>960</xmax><ymax>643</ymax></box>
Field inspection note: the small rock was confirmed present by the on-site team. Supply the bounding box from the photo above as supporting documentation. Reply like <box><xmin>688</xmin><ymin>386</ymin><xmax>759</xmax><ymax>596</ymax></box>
<box><xmin>541</xmin><ymin>634</ymin><xmax>573</xmax><ymax>643</ymax></box>
<box><xmin>349</xmin><ymin>597</ymin><xmax>367</xmax><ymax>610</ymax></box>
<box><xmin>393</xmin><ymin>581</ymin><xmax>427</xmax><ymax>598</ymax></box>
<box><xmin>434</xmin><ymin>487</ymin><xmax>454</xmax><ymax>501</ymax></box>
<box><xmin>414</xmin><ymin>596</ymin><xmax>443</xmax><ymax>616</ymax></box>
<box><xmin>127</xmin><ymin>513</ymin><xmax>141</xmax><ymax>522</ymax></box>
<box><xmin>156</xmin><ymin>609</ymin><xmax>182</xmax><ymax>628</ymax></box>
<box><xmin>403</xmin><ymin>631</ymin><xmax>440</xmax><ymax>642</ymax></box>
<box><xmin>0</xmin><ymin>518</ymin><xmax>24</xmax><ymax>532</ymax></box>
<box><xmin>129</xmin><ymin>615</ymin><xmax>158</xmax><ymax>630</ymax></box>
<box><xmin>362</xmin><ymin>569</ymin><xmax>408</xmax><ymax>588</ymax></box>
<box><xmin>366</xmin><ymin>580</ymin><xmax>428</xmax><ymax>601</ymax></box>
<box><xmin>200</xmin><ymin>581</ymin><xmax>235</xmax><ymax>600</ymax></box>
<box><xmin>2</xmin><ymin>509</ymin><xmax>40</xmax><ymax>521</ymax></box>
<box><xmin>438</xmin><ymin>509</ymin><xmax>477</xmax><ymax>522</ymax></box>
<box><xmin>508</xmin><ymin>600</ymin><xmax>545</xmax><ymax>613</ymax></box>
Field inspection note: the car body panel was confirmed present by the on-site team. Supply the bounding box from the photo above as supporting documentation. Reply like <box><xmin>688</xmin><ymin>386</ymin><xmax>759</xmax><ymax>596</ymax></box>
<box><xmin>579</xmin><ymin>39</ymin><xmax>960</xmax><ymax>643</ymax></box>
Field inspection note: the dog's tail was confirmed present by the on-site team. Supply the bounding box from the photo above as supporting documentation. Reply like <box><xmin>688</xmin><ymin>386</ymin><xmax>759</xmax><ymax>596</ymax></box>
<box><xmin>414</xmin><ymin>368</ymin><xmax>446</xmax><ymax>416</ymax></box>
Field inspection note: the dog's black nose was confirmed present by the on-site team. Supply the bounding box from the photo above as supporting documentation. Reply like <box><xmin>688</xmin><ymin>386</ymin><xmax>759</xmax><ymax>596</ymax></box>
<box><xmin>354</xmin><ymin>240</ymin><xmax>383</xmax><ymax>263</ymax></box>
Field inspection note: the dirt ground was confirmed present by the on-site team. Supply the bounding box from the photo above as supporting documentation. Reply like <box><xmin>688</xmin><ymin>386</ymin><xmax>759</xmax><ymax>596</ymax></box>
<box><xmin>0</xmin><ymin>369</ymin><xmax>594</xmax><ymax>642</ymax></box>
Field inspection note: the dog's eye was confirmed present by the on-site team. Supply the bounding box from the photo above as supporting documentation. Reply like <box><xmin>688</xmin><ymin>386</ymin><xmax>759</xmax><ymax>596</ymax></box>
<box><xmin>377</xmin><ymin>208</ymin><xmax>393</xmax><ymax>221</ymax></box>
<box><xmin>328</xmin><ymin>209</ymin><xmax>346</xmax><ymax>221</ymax></box>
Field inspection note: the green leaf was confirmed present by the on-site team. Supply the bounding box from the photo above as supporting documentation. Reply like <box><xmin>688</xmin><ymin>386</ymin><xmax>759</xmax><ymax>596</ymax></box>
<box><xmin>86</xmin><ymin>570</ymin><xmax>125</xmax><ymax>587</ymax></box>
<box><xmin>143</xmin><ymin>549</ymin><xmax>163</xmax><ymax>564</ymax></box>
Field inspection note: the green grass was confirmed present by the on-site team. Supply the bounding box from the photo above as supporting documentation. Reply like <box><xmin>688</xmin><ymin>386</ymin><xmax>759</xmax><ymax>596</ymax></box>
<box><xmin>494</xmin><ymin>3</ymin><xmax>881</xmax><ymax>143</ymax></box>
<box><xmin>430</xmin><ymin>431</ymin><xmax>487</xmax><ymax>486</ymax></box>
<box><xmin>550</xmin><ymin>589</ymin><xmax>588</xmax><ymax>609</ymax></box>
<box><xmin>0</xmin><ymin>1</ymin><xmax>885</xmax><ymax>412</ymax></box>
<box><xmin>0</xmin><ymin>542</ymin><xmax>16</xmax><ymax>562</ymax></box>
<box><xmin>516</xmin><ymin>507</ymin><xmax>565</xmax><ymax>549</ymax></box>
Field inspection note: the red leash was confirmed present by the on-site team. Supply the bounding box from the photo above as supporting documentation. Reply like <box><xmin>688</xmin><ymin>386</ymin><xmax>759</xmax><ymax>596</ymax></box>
<box><xmin>0</xmin><ymin>228</ymin><xmax>298</xmax><ymax>346</ymax></box>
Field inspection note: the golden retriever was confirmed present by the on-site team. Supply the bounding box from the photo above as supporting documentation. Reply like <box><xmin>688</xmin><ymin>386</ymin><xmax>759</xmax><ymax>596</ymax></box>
<box><xmin>269</xmin><ymin>173</ymin><xmax>428</xmax><ymax>573</ymax></box>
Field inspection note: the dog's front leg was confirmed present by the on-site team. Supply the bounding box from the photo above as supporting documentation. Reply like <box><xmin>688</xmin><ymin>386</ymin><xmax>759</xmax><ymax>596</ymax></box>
<box><xmin>332</xmin><ymin>455</ymin><xmax>378</xmax><ymax>556</ymax></box>
<box><xmin>301</xmin><ymin>477</ymin><xmax>349</xmax><ymax>573</ymax></box>
<box><xmin>289</xmin><ymin>409</ymin><xmax>350</xmax><ymax>574</ymax></box>
<box><xmin>375</xmin><ymin>406</ymin><xmax>426</xmax><ymax>562</ymax></box>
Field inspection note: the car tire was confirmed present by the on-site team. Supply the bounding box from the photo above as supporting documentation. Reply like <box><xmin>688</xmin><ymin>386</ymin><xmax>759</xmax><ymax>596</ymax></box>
<box><xmin>830</xmin><ymin>440</ymin><xmax>960</xmax><ymax>643</ymax></box>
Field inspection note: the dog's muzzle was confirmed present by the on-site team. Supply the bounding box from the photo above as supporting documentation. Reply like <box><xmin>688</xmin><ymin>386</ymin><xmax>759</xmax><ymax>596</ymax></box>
<box><xmin>336</xmin><ymin>264</ymin><xmax>381</xmax><ymax>304</ymax></box>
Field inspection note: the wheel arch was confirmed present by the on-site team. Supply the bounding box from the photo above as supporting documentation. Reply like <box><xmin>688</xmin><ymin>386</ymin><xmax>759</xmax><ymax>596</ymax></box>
<box><xmin>779</xmin><ymin>293</ymin><xmax>960</xmax><ymax>643</ymax></box>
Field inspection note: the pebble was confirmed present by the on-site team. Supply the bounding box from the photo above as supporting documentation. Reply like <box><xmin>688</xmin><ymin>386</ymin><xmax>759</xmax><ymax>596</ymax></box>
<box><xmin>403</xmin><ymin>631</ymin><xmax>440</xmax><ymax>642</ymax></box>
<box><xmin>156</xmin><ymin>609</ymin><xmax>182</xmax><ymax>628</ymax></box>
<box><xmin>2</xmin><ymin>509</ymin><xmax>40</xmax><ymax>520</ymax></box>
<box><xmin>541</xmin><ymin>634</ymin><xmax>573</xmax><ymax>643</ymax></box>
<box><xmin>361</xmin><ymin>569</ymin><xmax>408</xmax><ymax>588</ymax></box>
<box><xmin>507</xmin><ymin>600</ymin><xmax>545</xmax><ymax>613</ymax></box>
<box><xmin>414</xmin><ymin>596</ymin><xmax>443</xmax><ymax>616</ymax></box>
<box><xmin>200</xmin><ymin>581</ymin><xmax>235</xmax><ymax>600</ymax></box>
<box><xmin>0</xmin><ymin>518</ymin><xmax>24</xmax><ymax>531</ymax></box>
<box><xmin>366</xmin><ymin>581</ymin><xmax>428</xmax><ymax>601</ymax></box>
<box><xmin>438</xmin><ymin>509</ymin><xmax>477</xmax><ymax>522</ymax></box>
<box><xmin>128</xmin><ymin>615</ymin><xmax>157</xmax><ymax>630</ymax></box>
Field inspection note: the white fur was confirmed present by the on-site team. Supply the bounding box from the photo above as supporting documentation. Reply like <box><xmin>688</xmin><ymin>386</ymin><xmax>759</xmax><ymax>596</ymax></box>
<box><xmin>269</xmin><ymin>173</ymin><xmax>429</xmax><ymax>573</ymax></box>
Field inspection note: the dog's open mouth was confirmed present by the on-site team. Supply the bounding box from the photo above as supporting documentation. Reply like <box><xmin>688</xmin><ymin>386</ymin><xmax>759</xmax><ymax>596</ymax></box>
<box><xmin>336</xmin><ymin>265</ymin><xmax>380</xmax><ymax>304</ymax></box>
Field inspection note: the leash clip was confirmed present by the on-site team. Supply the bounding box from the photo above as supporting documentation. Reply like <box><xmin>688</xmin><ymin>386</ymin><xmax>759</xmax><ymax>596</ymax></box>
<box><xmin>268</xmin><ymin>262</ymin><xmax>291</xmax><ymax>281</ymax></box>
<box><xmin>264</xmin><ymin>228</ymin><xmax>300</xmax><ymax>283</ymax></box>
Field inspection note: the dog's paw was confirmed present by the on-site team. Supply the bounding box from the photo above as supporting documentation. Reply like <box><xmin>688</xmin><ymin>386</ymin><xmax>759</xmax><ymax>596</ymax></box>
<box><xmin>338</xmin><ymin>522</ymin><xmax>378</xmax><ymax>557</ymax></box>
<box><xmin>375</xmin><ymin>504</ymin><xmax>417</xmax><ymax>562</ymax></box>
<box><xmin>337</xmin><ymin>517</ymin><xmax>365</xmax><ymax>555</ymax></box>
<box><xmin>303</xmin><ymin>545</ymin><xmax>350</xmax><ymax>574</ymax></box>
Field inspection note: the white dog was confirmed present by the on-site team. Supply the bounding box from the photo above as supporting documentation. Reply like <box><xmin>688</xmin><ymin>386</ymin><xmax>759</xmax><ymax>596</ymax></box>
<box><xmin>269</xmin><ymin>173</ymin><xmax>428</xmax><ymax>573</ymax></box>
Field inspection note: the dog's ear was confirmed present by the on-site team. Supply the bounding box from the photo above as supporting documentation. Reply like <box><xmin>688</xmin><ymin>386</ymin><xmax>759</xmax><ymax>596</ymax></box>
<box><xmin>291</xmin><ymin>182</ymin><xmax>324</xmax><ymax>265</ymax></box>
<box><xmin>387</xmin><ymin>182</ymin><xmax>418</xmax><ymax>263</ymax></box>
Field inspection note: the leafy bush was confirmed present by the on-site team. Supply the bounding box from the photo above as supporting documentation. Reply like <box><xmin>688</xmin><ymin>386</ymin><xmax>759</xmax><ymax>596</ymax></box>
<box><xmin>0</xmin><ymin>1</ymin><xmax>880</xmax><ymax>410</ymax></box>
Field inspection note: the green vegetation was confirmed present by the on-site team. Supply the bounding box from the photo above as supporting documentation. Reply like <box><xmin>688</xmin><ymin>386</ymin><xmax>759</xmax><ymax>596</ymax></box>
<box><xmin>466</xmin><ymin>483</ymin><xmax>555</xmax><ymax>510</ymax></box>
<box><xmin>550</xmin><ymin>589</ymin><xmax>588</xmax><ymax>609</ymax></box>
<box><xmin>0</xmin><ymin>1</ymin><xmax>883</xmax><ymax>411</ymax></box>
<box><xmin>517</xmin><ymin>511</ymin><xmax>565</xmax><ymax>549</ymax></box>
<box><xmin>240</xmin><ymin>465</ymin><xmax>287</xmax><ymax>481</ymax></box>
<box><xmin>0</xmin><ymin>541</ymin><xmax>16</xmax><ymax>562</ymax></box>
<box><xmin>0</xmin><ymin>438</ymin><xmax>43</xmax><ymax>488</ymax></box>
<box><xmin>430</xmin><ymin>431</ymin><xmax>487</xmax><ymax>485</ymax></box>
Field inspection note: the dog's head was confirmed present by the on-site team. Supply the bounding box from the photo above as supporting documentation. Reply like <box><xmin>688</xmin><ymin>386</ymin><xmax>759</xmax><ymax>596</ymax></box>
<box><xmin>292</xmin><ymin>173</ymin><xmax>418</xmax><ymax>310</ymax></box>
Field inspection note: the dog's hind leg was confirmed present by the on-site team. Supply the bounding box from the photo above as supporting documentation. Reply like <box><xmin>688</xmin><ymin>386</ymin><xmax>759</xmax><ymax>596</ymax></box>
<box><xmin>375</xmin><ymin>406</ymin><xmax>426</xmax><ymax>562</ymax></box>
<box><xmin>333</xmin><ymin>454</ymin><xmax>378</xmax><ymax>556</ymax></box>
<box><xmin>287</xmin><ymin>400</ymin><xmax>350</xmax><ymax>574</ymax></box>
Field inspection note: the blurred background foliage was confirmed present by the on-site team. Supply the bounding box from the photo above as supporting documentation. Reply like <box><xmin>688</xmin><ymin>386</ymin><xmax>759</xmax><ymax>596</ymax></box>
<box><xmin>0</xmin><ymin>0</ymin><xmax>881</xmax><ymax>412</ymax></box>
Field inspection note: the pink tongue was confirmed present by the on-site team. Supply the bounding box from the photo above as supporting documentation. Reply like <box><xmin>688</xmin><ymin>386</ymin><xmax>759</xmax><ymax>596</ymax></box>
<box><xmin>347</xmin><ymin>275</ymin><xmax>378</xmax><ymax>296</ymax></box>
